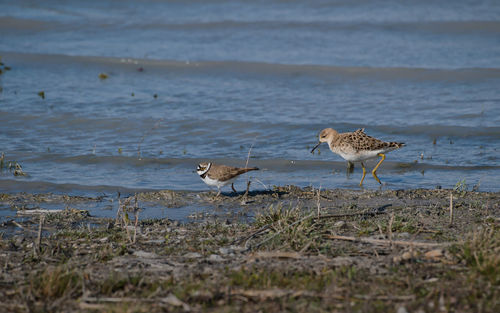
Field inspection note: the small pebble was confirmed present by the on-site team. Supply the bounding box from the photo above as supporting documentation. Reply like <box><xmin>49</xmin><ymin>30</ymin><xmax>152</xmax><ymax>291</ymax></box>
<box><xmin>208</xmin><ymin>254</ymin><xmax>224</xmax><ymax>262</ymax></box>
<box><xmin>397</xmin><ymin>306</ymin><xmax>408</xmax><ymax>313</ymax></box>
<box><xmin>397</xmin><ymin>232</ymin><xmax>410</xmax><ymax>238</ymax></box>
<box><xmin>334</xmin><ymin>221</ymin><xmax>346</xmax><ymax>228</ymax></box>
<box><xmin>219</xmin><ymin>247</ymin><xmax>231</xmax><ymax>255</ymax></box>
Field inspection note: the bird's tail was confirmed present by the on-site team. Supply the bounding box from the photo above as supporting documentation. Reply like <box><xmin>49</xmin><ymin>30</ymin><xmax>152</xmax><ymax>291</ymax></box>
<box><xmin>389</xmin><ymin>142</ymin><xmax>405</xmax><ymax>149</ymax></box>
<box><xmin>238</xmin><ymin>167</ymin><xmax>259</xmax><ymax>174</ymax></box>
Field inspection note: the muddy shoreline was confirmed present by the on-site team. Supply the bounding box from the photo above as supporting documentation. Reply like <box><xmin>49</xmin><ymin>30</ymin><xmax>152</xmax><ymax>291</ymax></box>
<box><xmin>1</xmin><ymin>186</ymin><xmax>499</xmax><ymax>312</ymax></box>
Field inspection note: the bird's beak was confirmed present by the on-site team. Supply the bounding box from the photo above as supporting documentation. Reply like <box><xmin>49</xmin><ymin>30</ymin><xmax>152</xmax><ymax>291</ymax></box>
<box><xmin>311</xmin><ymin>142</ymin><xmax>321</xmax><ymax>153</ymax></box>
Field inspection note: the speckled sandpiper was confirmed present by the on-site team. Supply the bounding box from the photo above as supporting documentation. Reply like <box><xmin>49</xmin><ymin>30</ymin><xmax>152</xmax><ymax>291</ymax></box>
<box><xmin>311</xmin><ymin>128</ymin><xmax>405</xmax><ymax>185</ymax></box>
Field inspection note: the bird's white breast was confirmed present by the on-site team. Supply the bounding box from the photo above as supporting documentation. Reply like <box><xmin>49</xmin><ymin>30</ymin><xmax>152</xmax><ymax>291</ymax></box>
<box><xmin>335</xmin><ymin>148</ymin><xmax>386</xmax><ymax>162</ymax></box>
<box><xmin>200</xmin><ymin>175</ymin><xmax>234</xmax><ymax>188</ymax></box>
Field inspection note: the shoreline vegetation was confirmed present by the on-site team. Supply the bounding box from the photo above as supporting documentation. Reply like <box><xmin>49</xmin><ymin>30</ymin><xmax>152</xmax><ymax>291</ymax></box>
<box><xmin>0</xmin><ymin>186</ymin><xmax>499</xmax><ymax>312</ymax></box>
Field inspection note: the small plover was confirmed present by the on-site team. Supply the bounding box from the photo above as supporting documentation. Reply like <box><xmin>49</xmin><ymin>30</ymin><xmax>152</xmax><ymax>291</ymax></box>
<box><xmin>196</xmin><ymin>162</ymin><xmax>259</xmax><ymax>196</ymax></box>
<box><xmin>311</xmin><ymin>128</ymin><xmax>404</xmax><ymax>186</ymax></box>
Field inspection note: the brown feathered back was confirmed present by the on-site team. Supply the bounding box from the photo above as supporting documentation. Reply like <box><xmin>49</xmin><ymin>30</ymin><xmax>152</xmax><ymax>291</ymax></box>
<box><xmin>208</xmin><ymin>164</ymin><xmax>259</xmax><ymax>182</ymax></box>
<box><xmin>336</xmin><ymin>129</ymin><xmax>404</xmax><ymax>152</ymax></box>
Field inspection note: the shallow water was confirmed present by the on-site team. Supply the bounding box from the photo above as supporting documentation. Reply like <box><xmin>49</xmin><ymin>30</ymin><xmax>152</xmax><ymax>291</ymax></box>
<box><xmin>1</xmin><ymin>0</ymin><xmax>499</xmax><ymax>219</ymax></box>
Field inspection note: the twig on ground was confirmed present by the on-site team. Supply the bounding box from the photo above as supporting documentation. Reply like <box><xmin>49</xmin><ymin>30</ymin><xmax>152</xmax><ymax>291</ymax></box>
<box><xmin>244</xmin><ymin>226</ymin><xmax>271</xmax><ymax>249</ymax></box>
<box><xmin>36</xmin><ymin>215</ymin><xmax>45</xmax><ymax>254</ymax></box>
<box><xmin>299</xmin><ymin>240</ymin><xmax>313</xmax><ymax>254</ymax></box>
<box><xmin>230</xmin><ymin>288</ymin><xmax>346</xmax><ymax>301</ymax></box>
<box><xmin>124</xmin><ymin>213</ymin><xmax>131</xmax><ymax>243</ymax></box>
<box><xmin>253</xmin><ymin>178</ymin><xmax>271</xmax><ymax>190</ymax></box>
<box><xmin>449</xmin><ymin>192</ymin><xmax>454</xmax><ymax>226</ymax></box>
<box><xmin>115</xmin><ymin>192</ymin><xmax>121</xmax><ymax>225</ymax></box>
<box><xmin>230</xmin><ymin>288</ymin><xmax>291</xmax><ymax>300</ymax></box>
<box><xmin>231</xmin><ymin>224</ymin><xmax>272</xmax><ymax>246</ymax></box>
<box><xmin>316</xmin><ymin>186</ymin><xmax>321</xmax><ymax>218</ymax></box>
<box><xmin>315</xmin><ymin>209</ymin><xmax>389</xmax><ymax>220</ymax></box>
<box><xmin>17</xmin><ymin>209</ymin><xmax>63</xmax><ymax>215</ymax></box>
<box><xmin>249</xmin><ymin>251</ymin><xmax>302</xmax><ymax>260</ymax></box>
<box><xmin>353</xmin><ymin>294</ymin><xmax>416</xmax><ymax>301</ymax></box>
<box><xmin>79</xmin><ymin>303</ymin><xmax>106</xmax><ymax>310</ymax></box>
<box><xmin>242</xmin><ymin>137</ymin><xmax>257</xmax><ymax>201</ymax></box>
<box><xmin>240</xmin><ymin>181</ymin><xmax>252</xmax><ymax>203</ymax></box>
<box><xmin>133</xmin><ymin>200</ymin><xmax>140</xmax><ymax>244</ymax></box>
<box><xmin>82</xmin><ymin>297</ymin><xmax>155</xmax><ymax>303</ymax></box>
<box><xmin>326</xmin><ymin>234</ymin><xmax>451</xmax><ymax>247</ymax></box>
<box><xmin>244</xmin><ymin>139</ymin><xmax>256</xmax><ymax>170</ymax></box>
<box><xmin>11</xmin><ymin>221</ymin><xmax>25</xmax><ymax>229</ymax></box>
<box><xmin>388</xmin><ymin>212</ymin><xmax>395</xmax><ymax>247</ymax></box>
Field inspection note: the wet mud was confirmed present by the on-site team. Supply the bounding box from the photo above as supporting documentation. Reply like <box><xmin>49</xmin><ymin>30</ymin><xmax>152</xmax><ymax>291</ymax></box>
<box><xmin>0</xmin><ymin>186</ymin><xmax>499</xmax><ymax>312</ymax></box>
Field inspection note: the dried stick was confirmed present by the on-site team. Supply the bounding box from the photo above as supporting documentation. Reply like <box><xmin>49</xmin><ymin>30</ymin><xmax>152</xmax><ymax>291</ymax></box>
<box><xmin>231</xmin><ymin>224</ymin><xmax>272</xmax><ymax>245</ymax></box>
<box><xmin>241</xmin><ymin>180</ymin><xmax>251</xmax><ymax>201</ymax></box>
<box><xmin>133</xmin><ymin>194</ymin><xmax>139</xmax><ymax>244</ymax></box>
<box><xmin>244</xmin><ymin>138</ymin><xmax>257</xmax><ymax>169</ymax></box>
<box><xmin>315</xmin><ymin>208</ymin><xmax>389</xmax><ymax>220</ymax></box>
<box><xmin>115</xmin><ymin>192</ymin><xmax>122</xmax><ymax>225</ymax></box>
<box><xmin>82</xmin><ymin>297</ymin><xmax>154</xmax><ymax>303</ymax></box>
<box><xmin>388</xmin><ymin>212</ymin><xmax>395</xmax><ymax>246</ymax></box>
<box><xmin>449</xmin><ymin>192</ymin><xmax>454</xmax><ymax>226</ymax></box>
<box><xmin>243</xmin><ymin>225</ymin><xmax>271</xmax><ymax>249</ymax></box>
<box><xmin>36</xmin><ymin>215</ymin><xmax>45</xmax><ymax>253</ymax></box>
<box><xmin>133</xmin><ymin>210</ymin><xmax>139</xmax><ymax>244</ymax></box>
<box><xmin>17</xmin><ymin>209</ymin><xmax>63</xmax><ymax>215</ymax></box>
<box><xmin>11</xmin><ymin>221</ymin><xmax>25</xmax><ymax>229</ymax></box>
<box><xmin>124</xmin><ymin>217</ymin><xmax>131</xmax><ymax>243</ymax></box>
<box><xmin>241</xmin><ymin>138</ymin><xmax>257</xmax><ymax>201</ymax></box>
<box><xmin>253</xmin><ymin>178</ymin><xmax>271</xmax><ymax>190</ymax></box>
<box><xmin>353</xmin><ymin>294</ymin><xmax>415</xmax><ymax>301</ymax></box>
<box><xmin>326</xmin><ymin>234</ymin><xmax>451</xmax><ymax>247</ymax></box>
<box><xmin>316</xmin><ymin>186</ymin><xmax>321</xmax><ymax>218</ymax></box>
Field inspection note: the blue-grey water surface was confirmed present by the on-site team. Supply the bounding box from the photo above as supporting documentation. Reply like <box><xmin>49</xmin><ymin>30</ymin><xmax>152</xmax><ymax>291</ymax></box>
<box><xmin>1</xmin><ymin>0</ymin><xmax>499</xmax><ymax>219</ymax></box>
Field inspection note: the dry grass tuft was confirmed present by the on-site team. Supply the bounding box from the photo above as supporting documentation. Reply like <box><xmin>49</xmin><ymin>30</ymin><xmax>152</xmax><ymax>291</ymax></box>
<box><xmin>454</xmin><ymin>225</ymin><xmax>500</xmax><ymax>284</ymax></box>
<box><xmin>29</xmin><ymin>265</ymin><xmax>82</xmax><ymax>300</ymax></box>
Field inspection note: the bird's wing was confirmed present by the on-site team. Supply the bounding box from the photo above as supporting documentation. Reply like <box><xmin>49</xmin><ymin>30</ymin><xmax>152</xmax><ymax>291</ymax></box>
<box><xmin>212</xmin><ymin>165</ymin><xmax>256</xmax><ymax>181</ymax></box>
<box><xmin>341</xmin><ymin>130</ymin><xmax>389</xmax><ymax>152</ymax></box>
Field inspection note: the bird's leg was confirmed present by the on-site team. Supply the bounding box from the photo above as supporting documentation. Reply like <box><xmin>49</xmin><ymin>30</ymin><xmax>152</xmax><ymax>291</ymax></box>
<box><xmin>359</xmin><ymin>162</ymin><xmax>367</xmax><ymax>186</ymax></box>
<box><xmin>347</xmin><ymin>161</ymin><xmax>354</xmax><ymax>174</ymax></box>
<box><xmin>371</xmin><ymin>153</ymin><xmax>386</xmax><ymax>184</ymax></box>
<box><xmin>216</xmin><ymin>188</ymin><xmax>221</xmax><ymax>197</ymax></box>
<box><xmin>231</xmin><ymin>183</ymin><xmax>237</xmax><ymax>193</ymax></box>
